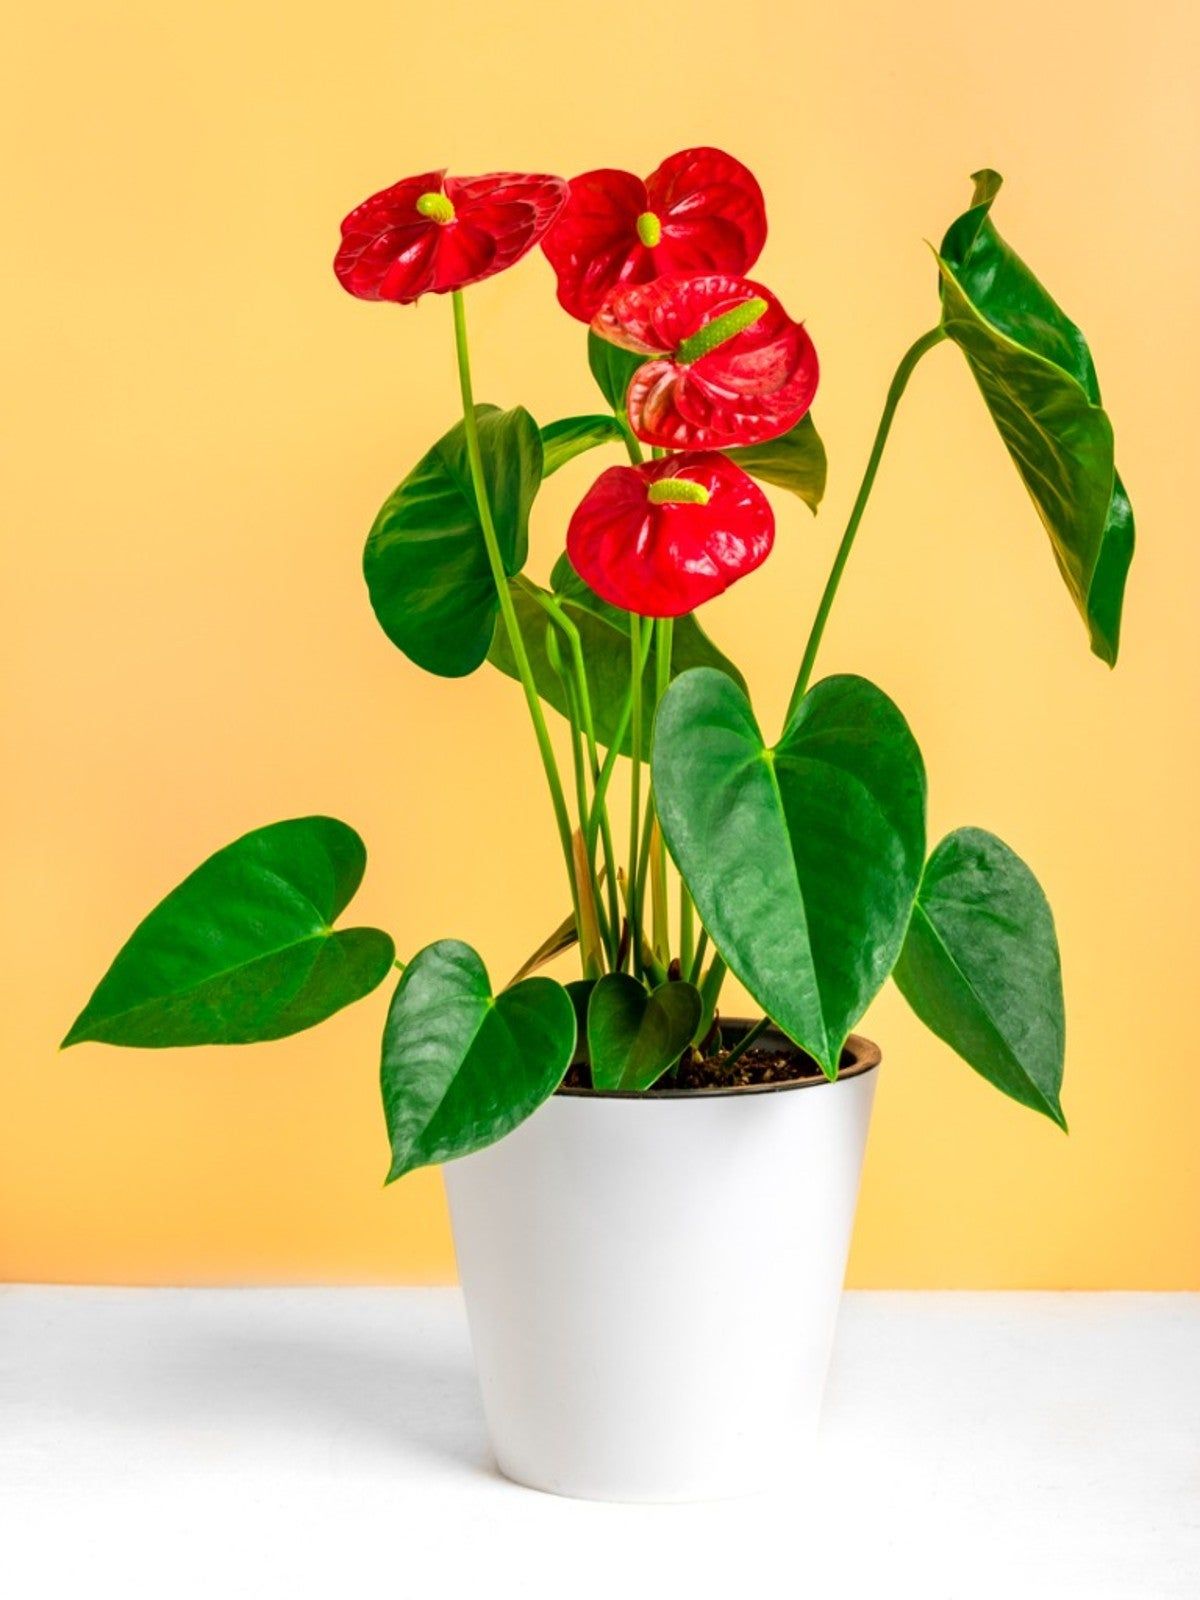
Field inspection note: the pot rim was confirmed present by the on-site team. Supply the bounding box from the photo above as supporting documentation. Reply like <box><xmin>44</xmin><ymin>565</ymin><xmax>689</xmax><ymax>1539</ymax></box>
<box><xmin>555</xmin><ymin>1023</ymin><xmax>881</xmax><ymax>1101</ymax></box>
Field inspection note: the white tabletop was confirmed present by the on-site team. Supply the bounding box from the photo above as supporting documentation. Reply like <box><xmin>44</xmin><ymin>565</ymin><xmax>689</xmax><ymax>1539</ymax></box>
<box><xmin>1</xmin><ymin>1288</ymin><xmax>1196</xmax><ymax>1598</ymax></box>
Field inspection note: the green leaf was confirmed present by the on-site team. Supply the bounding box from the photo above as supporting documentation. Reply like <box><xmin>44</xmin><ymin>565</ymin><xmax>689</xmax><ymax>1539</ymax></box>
<box><xmin>937</xmin><ymin>170</ymin><xmax>1134</xmax><ymax>665</ymax></box>
<box><xmin>652</xmin><ymin>670</ymin><xmax>926</xmax><ymax>1076</ymax></box>
<box><xmin>63</xmin><ymin>817</ymin><xmax>395</xmax><ymax>1048</ymax></box>
<box><xmin>564</xmin><ymin>978</ymin><xmax>596</xmax><ymax>1066</ymax></box>
<box><xmin>726</xmin><ymin>414</ymin><xmax>827</xmax><ymax>511</ymax></box>
<box><xmin>380</xmin><ymin>940</ymin><xmax>576</xmax><ymax>1180</ymax></box>
<box><xmin>588</xmin><ymin>330</ymin><xmax>645</xmax><ymax>413</ymax></box>
<box><xmin>489</xmin><ymin>556</ymin><xmax>748</xmax><ymax>755</ymax></box>
<box><xmin>588</xmin><ymin>974</ymin><xmax>703</xmax><ymax>1092</ymax></box>
<box><xmin>363</xmin><ymin>405</ymin><xmax>542</xmax><ymax>678</ymax></box>
<box><xmin>893</xmin><ymin>827</ymin><xmax>1066</xmax><ymax>1128</ymax></box>
<box><xmin>540</xmin><ymin>414</ymin><xmax>624</xmax><ymax>476</ymax></box>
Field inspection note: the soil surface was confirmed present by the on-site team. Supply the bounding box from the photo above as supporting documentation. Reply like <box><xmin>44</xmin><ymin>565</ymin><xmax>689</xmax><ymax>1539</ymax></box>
<box><xmin>561</xmin><ymin>1043</ymin><xmax>851</xmax><ymax>1094</ymax></box>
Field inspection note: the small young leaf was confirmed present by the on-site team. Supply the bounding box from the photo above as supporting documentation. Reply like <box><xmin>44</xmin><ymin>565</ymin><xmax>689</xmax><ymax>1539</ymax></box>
<box><xmin>588</xmin><ymin>973</ymin><xmax>703</xmax><ymax>1092</ymax></box>
<box><xmin>63</xmin><ymin>817</ymin><xmax>395</xmax><ymax>1048</ymax></box>
<box><xmin>380</xmin><ymin>941</ymin><xmax>576</xmax><ymax>1180</ymax></box>
<box><xmin>893</xmin><ymin>827</ymin><xmax>1066</xmax><ymax>1128</ymax></box>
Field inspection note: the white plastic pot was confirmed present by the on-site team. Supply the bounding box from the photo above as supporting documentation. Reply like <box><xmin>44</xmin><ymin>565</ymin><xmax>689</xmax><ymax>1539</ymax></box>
<box><xmin>443</xmin><ymin>1027</ymin><xmax>879</xmax><ymax>1502</ymax></box>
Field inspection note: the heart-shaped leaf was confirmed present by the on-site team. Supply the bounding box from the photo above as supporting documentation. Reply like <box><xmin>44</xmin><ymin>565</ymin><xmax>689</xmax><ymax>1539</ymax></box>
<box><xmin>652</xmin><ymin>670</ymin><xmax>926</xmax><ymax>1076</ymax></box>
<box><xmin>894</xmin><ymin>827</ymin><xmax>1066</xmax><ymax>1128</ymax></box>
<box><xmin>63</xmin><ymin>817</ymin><xmax>395</xmax><ymax>1048</ymax></box>
<box><xmin>726</xmin><ymin>413</ymin><xmax>827</xmax><ymax>512</ymax></box>
<box><xmin>588</xmin><ymin>974</ymin><xmax>703</xmax><ymax>1092</ymax></box>
<box><xmin>540</xmin><ymin>414</ymin><xmax>624</xmax><ymax>476</ymax></box>
<box><xmin>937</xmin><ymin>170</ymin><xmax>1134</xmax><ymax>665</ymax></box>
<box><xmin>380</xmin><ymin>940</ymin><xmax>575</xmax><ymax>1180</ymax></box>
<box><xmin>587</xmin><ymin>330</ymin><xmax>644</xmax><ymax>413</ymax></box>
<box><xmin>363</xmin><ymin>404</ymin><xmax>542</xmax><ymax>678</ymax></box>
<box><xmin>489</xmin><ymin>555</ymin><xmax>747</xmax><ymax>755</ymax></box>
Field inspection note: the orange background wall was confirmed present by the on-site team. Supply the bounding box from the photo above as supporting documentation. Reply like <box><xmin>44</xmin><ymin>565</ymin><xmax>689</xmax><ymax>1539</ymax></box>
<box><xmin>3</xmin><ymin>0</ymin><xmax>1197</xmax><ymax>1286</ymax></box>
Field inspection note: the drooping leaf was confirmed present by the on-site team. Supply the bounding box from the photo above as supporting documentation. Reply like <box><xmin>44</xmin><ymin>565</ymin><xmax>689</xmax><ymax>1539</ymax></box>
<box><xmin>63</xmin><ymin>817</ymin><xmax>395</xmax><ymax>1048</ymax></box>
<box><xmin>893</xmin><ymin>827</ymin><xmax>1066</xmax><ymax>1128</ymax></box>
<box><xmin>380</xmin><ymin>940</ymin><xmax>576</xmax><ymax>1180</ymax></box>
<box><xmin>726</xmin><ymin>413</ymin><xmax>827</xmax><ymax>511</ymax></box>
<box><xmin>937</xmin><ymin>170</ymin><xmax>1134</xmax><ymax>665</ymax></box>
<box><xmin>652</xmin><ymin>670</ymin><xmax>926</xmax><ymax>1076</ymax></box>
<box><xmin>489</xmin><ymin>555</ymin><xmax>747</xmax><ymax>754</ymax></box>
<box><xmin>587</xmin><ymin>330</ymin><xmax>644</xmax><ymax>413</ymax></box>
<box><xmin>363</xmin><ymin>404</ymin><xmax>542</xmax><ymax>677</ymax></box>
<box><xmin>588</xmin><ymin>973</ymin><xmax>703</xmax><ymax>1092</ymax></box>
<box><xmin>540</xmin><ymin>413</ymin><xmax>625</xmax><ymax>476</ymax></box>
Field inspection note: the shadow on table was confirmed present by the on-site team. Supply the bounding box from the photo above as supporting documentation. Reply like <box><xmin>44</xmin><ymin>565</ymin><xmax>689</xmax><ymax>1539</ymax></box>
<box><xmin>54</xmin><ymin>1299</ymin><xmax>496</xmax><ymax>1481</ymax></box>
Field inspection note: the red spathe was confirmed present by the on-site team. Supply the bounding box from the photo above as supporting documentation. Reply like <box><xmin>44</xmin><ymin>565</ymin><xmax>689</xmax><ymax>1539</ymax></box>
<box><xmin>335</xmin><ymin>169</ymin><xmax>568</xmax><ymax>303</ymax></box>
<box><xmin>566</xmin><ymin>452</ymin><xmax>775</xmax><ymax>618</ymax></box>
<box><xmin>542</xmin><ymin>147</ymin><xmax>767</xmax><ymax>323</ymax></box>
<box><xmin>592</xmin><ymin>273</ymin><xmax>818</xmax><ymax>450</ymax></box>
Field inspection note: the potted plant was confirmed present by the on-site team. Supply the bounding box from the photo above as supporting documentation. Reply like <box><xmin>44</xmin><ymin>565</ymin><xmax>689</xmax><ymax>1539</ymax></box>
<box><xmin>64</xmin><ymin>151</ymin><xmax>1133</xmax><ymax>1501</ymax></box>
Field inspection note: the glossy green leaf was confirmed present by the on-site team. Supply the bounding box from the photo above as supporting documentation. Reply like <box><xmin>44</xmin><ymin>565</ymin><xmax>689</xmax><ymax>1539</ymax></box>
<box><xmin>587</xmin><ymin>330</ymin><xmax>644</xmax><ymax>413</ymax></box>
<box><xmin>588</xmin><ymin>974</ymin><xmax>703</xmax><ymax>1092</ymax></box>
<box><xmin>63</xmin><ymin>817</ymin><xmax>395</xmax><ymax>1048</ymax></box>
<box><xmin>489</xmin><ymin>556</ymin><xmax>747</xmax><ymax>755</ymax></box>
<box><xmin>363</xmin><ymin>404</ymin><xmax>542</xmax><ymax>677</ymax></box>
<box><xmin>726</xmin><ymin>414</ymin><xmax>827</xmax><ymax>511</ymax></box>
<box><xmin>652</xmin><ymin>670</ymin><xmax>926</xmax><ymax>1076</ymax></box>
<box><xmin>893</xmin><ymin>827</ymin><xmax>1066</xmax><ymax>1128</ymax></box>
<box><xmin>540</xmin><ymin>414</ymin><xmax>624</xmax><ymax>476</ymax></box>
<box><xmin>380</xmin><ymin>940</ymin><xmax>576</xmax><ymax>1181</ymax></box>
<box><xmin>564</xmin><ymin>978</ymin><xmax>596</xmax><ymax>1066</ymax></box>
<box><xmin>937</xmin><ymin>170</ymin><xmax>1134</xmax><ymax>665</ymax></box>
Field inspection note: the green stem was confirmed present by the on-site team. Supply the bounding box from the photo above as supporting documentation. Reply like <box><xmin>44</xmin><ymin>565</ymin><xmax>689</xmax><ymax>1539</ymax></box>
<box><xmin>722</xmin><ymin>1015</ymin><xmax>771</xmax><ymax>1071</ymax></box>
<box><xmin>696</xmin><ymin>952</ymin><xmax>727</xmax><ymax>1044</ymax></box>
<box><xmin>450</xmin><ymin>290</ymin><xmax>580</xmax><ymax>926</ymax></box>
<box><xmin>679</xmin><ymin>883</ymin><xmax>695</xmax><ymax>976</ymax></box>
<box><xmin>686</xmin><ymin>927</ymin><xmax>708</xmax><ymax>987</ymax></box>
<box><xmin>618</xmin><ymin>416</ymin><xmax>644</xmax><ymax>465</ymax></box>
<box><xmin>549</xmin><ymin>636</ymin><xmax>614</xmax><ymax>958</ymax></box>
<box><xmin>651</xmin><ymin>617</ymin><xmax>674</xmax><ymax>962</ymax></box>
<box><xmin>520</xmin><ymin>577</ymin><xmax>619</xmax><ymax>964</ymax></box>
<box><xmin>587</xmin><ymin>622</ymin><xmax>652</xmax><ymax>850</ymax></box>
<box><xmin>627</xmin><ymin>613</ymin><xmax>644</xmax><ymax>977</ymax></box>
<box><xmin>786</xmin><ymin>326</ymin><xmax>946</xmax><ymax>724</ymax></box>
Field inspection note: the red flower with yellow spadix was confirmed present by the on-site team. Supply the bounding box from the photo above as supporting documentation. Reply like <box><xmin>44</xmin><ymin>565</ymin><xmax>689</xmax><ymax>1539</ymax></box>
<box><xmin>566</xmin><ymin>452</ymin><xmax>775</xmax><ymax>618</ymax></box>
<box><xmin>541</xmin><ymin>147</ymin><xmax>767</xmax><ymax>323</ymax></box>
<box><xmin>591</xmin><ymin>273</ymin><xmax>818</xmax><ymax>450</ymax></box>
<box><xmin>335</xmin><ymin>169</ymin><xmax>568</xmax><ymax>303</ymax></box>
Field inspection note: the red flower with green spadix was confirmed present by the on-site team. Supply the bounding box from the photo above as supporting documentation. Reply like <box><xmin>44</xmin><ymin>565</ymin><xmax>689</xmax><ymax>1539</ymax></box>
<box><xmin>334</xmin><ymin>169</ymin><xmax>568</xmax><ymax>304</ymax></box>
<box><xmin>566</xmin><ymin>452</ymin><xmax>775</xmax><ymax>618</ymax></box>
<box><xmin>591</xmin><ymin>273</ymin><xmax>818</xmax><ymax>450</ymax></box>
<box><xmin>541</xmin><ymin>147</ymin><xmax>767</xmax><ymax>324</ymax></box>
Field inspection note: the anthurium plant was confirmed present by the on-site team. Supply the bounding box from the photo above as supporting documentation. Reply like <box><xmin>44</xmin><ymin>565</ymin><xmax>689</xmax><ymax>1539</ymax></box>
<box><xmin>66</xmin><ymin>153</ymin><xmax>1133</xmax><ymax>1180</ymax></box>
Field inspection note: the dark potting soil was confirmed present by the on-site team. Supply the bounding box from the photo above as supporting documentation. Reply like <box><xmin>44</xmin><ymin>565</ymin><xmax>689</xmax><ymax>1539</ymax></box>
<box><xmin>560</xmin><ymin>1043</ymin><xmax>849</xmax><ymax>1095</ymax></box>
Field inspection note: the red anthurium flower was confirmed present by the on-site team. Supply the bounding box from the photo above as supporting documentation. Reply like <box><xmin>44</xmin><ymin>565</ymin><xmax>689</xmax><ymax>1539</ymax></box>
<box><xmin>592</xmin><ymin>273</ymin><xmax>819</xmax><ymax>450</ymax></box>
<box><xmin>566</xmin><ymin>452</ymin><xmax>774</xmax><ymax>618</ymax></box>
<box><xmin>335</xmin><ymin>169</ymin><xmax>568</xmax><ymax>304</ymax></box>
<box><xmin>541</xmin><ymin>147</ymin><xmax>766</xmax><ymax>323</ymax></box>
